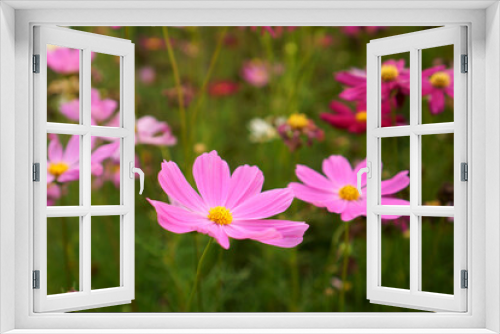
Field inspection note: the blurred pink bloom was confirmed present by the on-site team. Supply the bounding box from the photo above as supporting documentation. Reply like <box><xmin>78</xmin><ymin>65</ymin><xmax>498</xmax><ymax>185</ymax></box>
<box><xmin>320</xmin><ymin>100</ymin><xmax>404</xmax><ymax>133</ymax></box>
<box><xmin>148</xmin><ymin>151</ymin><xmax>309</xmax><ymax>249</ymax></box>
<box><xmin>241</xmin><ymin>60</ymin><xmax>270</xmax><ymax>87</ymax></box>
<box><xmin>335</xmin><ymin>60</ymin><xmax>410</xmax><ymax>102</ymax></box>
<box><xmin>139</xmin><ymin>66</ymin><xmax>156</xmax><ymax>85</ymax></box>
<box><xmin>110</xmin><ymin>26</ymin><xmax>121</xmax><ymax>29</ymax></box>
<box><xmin>342</xmin><ymin>26</ymin><xmax>386</xmax><ymax>37</ymax></box>
<box><xmin>208</xmin><ymin>80</ymin><xmax>239</xmax><ymax>97</ymax></box>
<box><xmin>47</xmin><ymin>46</ymin><xmax>95</xmax><ymax>74</ymax></box>
<box><xmin>163</xmin><ymin>84</ymin><xmax>195</xmax><ymax>107</ymax></box>
<box><xmin>47</xmin><ymin>135</ymin><xmax>80</xmax><ymax>183</ymax></box>
<box><xmin>136</xmin><ymin>116</ymin><xmax>177</xmax><ymax>146</ymax></box>
<box><xmin>421</xmin><ymin>65</ymin><xmax>454</xmax><ymax>114</ymax></box>
<box><xmin>91</xmin><ymin>140</ymin><xmax>120</xmax><ymax>177</ymax></box>
<box><xmin>248</xmin><ymin>26</ymin><xmax>297</xmax><ymax>38</ymax></box>
<box><xmin>289</xmin><ymin>155</ymin><xmax>410</xmax><ymax>222</ymax></box>
<box><xmin>277</xmin><ymin>113</ymin><xmax>324</xmax><ymax>152</ymax></box>
<box><xmin>47</xmin><ymin>183</ymin><xmax>61</xmax><ymax>206</ymax></box>
<box><xmin>60</xmin><ymin>88</ymin><xmax>118</xmax><ymax>125</ymax></box>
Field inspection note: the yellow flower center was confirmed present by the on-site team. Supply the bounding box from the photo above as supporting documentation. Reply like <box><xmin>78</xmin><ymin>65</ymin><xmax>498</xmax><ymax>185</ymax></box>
<box><xmin>355</xmin><ymin>111</ymin><xmax>367</xmax><ymax>123</ymax></box>
<box><xmin>207</xmin><ymin>206</ymin><xmax>233</xmax><ymax>225</ymax></box>
<box><xmin>287</xmin><ymin>113</ymin><xmax>309</xmax><ymax>129</ymax></box>
<box><xmin>48</xmin><ymin>162</ymin><xmax>69</xmax><ymax>177</ymax></box>
<box><xmin>429</xmin><ymin>71</ymin><xmax>451</xmax><ymax>88</ymax></box>
<box><xmin>381</xmin><ymin>64</ymin><xmax>399</xmax><ymax>82</ymax></box>
<box><xmin>338</xmin><ymin>185</ymin><xmax>360</xmax><ymax>201</ymax></box>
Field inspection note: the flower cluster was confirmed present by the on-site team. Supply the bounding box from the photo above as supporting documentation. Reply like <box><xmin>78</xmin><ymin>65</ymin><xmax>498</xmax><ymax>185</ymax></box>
<box><xmin>277</xmin><ymin>113</ymin><xmax>325</xmax><ymax>151</ymax></box>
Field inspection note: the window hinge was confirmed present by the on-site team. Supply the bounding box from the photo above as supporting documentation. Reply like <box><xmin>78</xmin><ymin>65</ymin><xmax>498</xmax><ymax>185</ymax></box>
<box><xmin>461</xmin><ymin>162</ymin><xmax>468</xmax><ymax>181</ymax></box>
<box><xmin>33</xmin><ymin>163</ymin><xmax>40</xmax><ymax>182</ymax></box>
<box><xmin>33</xmin><ymin>270</ymin><xmax>40</xmax><ymax>289</ymax></box>
<box><xmin>33</xmin><ymin>54</ymin><xmax>40</xmax><ymax>73</ymax></box>
<box><xmin>461</xmin><ymin>270</ymin><xmax>468</xmax><ymax>289</ymax></box>
<box><xmin>461</xmin><ymin>54</ymin><xmax>468</xmax><ymax>73</ymax></box>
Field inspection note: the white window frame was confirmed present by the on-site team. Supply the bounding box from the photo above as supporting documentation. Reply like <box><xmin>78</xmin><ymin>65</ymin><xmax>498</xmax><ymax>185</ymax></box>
<box><xmin>366</xmin><ymin>26</ymin><xmax>467</xmax><ymax>312</ymax></box>
<box><xmin>33</xmin><ymin>26</ymin><xmax>136</xmax><ymax>313</ymax></box>
<box><xmin>1</xmin><ymin>1</ymin><xmax>499</xmax><ymax>333</ymax></box>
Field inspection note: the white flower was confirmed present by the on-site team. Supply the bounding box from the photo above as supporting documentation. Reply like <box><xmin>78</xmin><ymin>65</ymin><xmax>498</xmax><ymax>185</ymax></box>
<box><xmin>248</xmin><ymin>117</ymin><xmax>278</xmax><ymax>143</ymax></box>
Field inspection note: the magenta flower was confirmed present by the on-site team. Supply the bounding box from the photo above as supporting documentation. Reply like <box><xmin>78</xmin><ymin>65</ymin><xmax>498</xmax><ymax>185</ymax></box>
<box><xmin>136</xmin><ymin>116</ymin><xmax>177</xmax><ymax>146</ymax></box>
<box><xmin>148</xmin><ymin>151</ymin><xmax>309</xmax><ymax>249</ymax></box>
<box><xmin>139</xmin><ymin>66</ymin><xmax>156</xmax><ymax>85</ymax></box>
<box><xmin>289</xmin><ymin>155</ymin><xmax>410</xmax><ymax>222</ymax></box>
<box><xmin>241</xmin><ymin>60</ymin><xmax>270</xmax><ymax>87</ymax></box>
<box><xmin>320</xmin><ymin>100</ymin><xmax>404</xmax><ymax>133</ymax></box>
<box><xmin>335</xmin><ymin>60</ymin><xmax>409</xmax><ymax>102</ymax></box>
<box><xmin>422</xmin><ymin>65</ymin><xmax>454</xmax><ymax>114</ymax></box>
<box><xmin>47</xmin><ymin>46</ymin><xmax>95</xmax><ymax>74</ymax></box>
<box><xmin>60</xmin><ymin>89</ymin><xmax>118</xmax><ymax>125</ymax></box>
<box><xmin>47</xmin><ymin>135</ymin><xmax>80</xmax><ymax>183</ymax></box>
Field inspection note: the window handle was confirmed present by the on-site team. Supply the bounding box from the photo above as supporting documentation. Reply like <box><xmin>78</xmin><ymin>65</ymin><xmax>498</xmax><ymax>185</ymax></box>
<box><xmin>129</xmin><ymin>161</ymin><xmax>144</xmax><ymax>195</ymax></box>
<box><xmin>356</xmin><ymin>161</ymin><xmax>371</xmax><ymax>196</ymax></box>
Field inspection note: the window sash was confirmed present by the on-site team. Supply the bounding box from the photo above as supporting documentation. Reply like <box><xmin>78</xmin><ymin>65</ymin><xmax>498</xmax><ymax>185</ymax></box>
<box><xmin>366</xmin><ymin>26</ymin><xmax>467</xmax><ymax>312</ymax></box>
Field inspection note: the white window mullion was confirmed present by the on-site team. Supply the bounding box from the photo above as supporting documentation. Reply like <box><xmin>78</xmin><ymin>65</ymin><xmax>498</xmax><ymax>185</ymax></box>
<box><xmin>409</xmin><ymin>47</ymin><xmax>420</xmax><ymax>295</ymax></box>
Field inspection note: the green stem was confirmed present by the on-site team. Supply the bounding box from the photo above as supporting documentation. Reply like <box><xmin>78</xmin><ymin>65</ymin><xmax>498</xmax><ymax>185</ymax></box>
<box><xmin>187</xmin><ymin>238</ymin><xmax>213</xmax><ymax>312</ymax></box>
<box><xmin>189</xmin><ymin>27</ymin><xmax>228</xmax><ymax>141</ymax></box>
<box><xmin>162</xmin><ymin>27</ymin><xmax>190</xmax><ymax>169</ymax></box>
<box><xmin>339</xmin><ymin>222</ymin><xmax>350</xmax><ymax>312</ymax></box>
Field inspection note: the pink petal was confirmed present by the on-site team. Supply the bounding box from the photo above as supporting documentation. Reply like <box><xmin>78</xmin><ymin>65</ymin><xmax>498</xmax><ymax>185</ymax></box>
<box><xmin>159</xmin><ymin>160</ymin><xmax>208</xmax><ymax>213</ymax></box>
<box><xmin>329</xmin><ymin>101</ymin><xmax>353</xmax><ymax>115</ymax></box>
<box><xmin>63</xmin><ymin>135</ymin><xmax>80</xmax><ymax>165</ymax></box>
<box><xmin>325</xmin><ymin>198</ymin><xmax>348</xmax><ymax>213</ymax></box>
<box><xmin>225</xmin><ymin>165</ymin><xmax>264</xmax><ymax>209</ymax></box>
<box><xmin>334</xmin><ymin>70</ymin><xmax>366</xmax><ymax>86</ymax></box>
<box><xmin>322</xmin><ymin>155</ymin><xmax>355</xmax><ymax>188</ymax></box>
<box><xmin>295</xmin><ymin>164</ymin><xmax>333</xmax><ymax>191</ymax></box>
<box><xmin>381</xmin><ymin>197</ymin><xmax>410</xmax><ymax>207</ymax></box>
<box><xmin>422</xmin><ymin>65</ymin><xmax>446</xmax><ymax>78</ymax></box>
<box><xmin>381</xmin><ymin>171</ymin><xmax>410</xmax><ymax>195</ymax></box>
<box><xmin>340</xmin><ymin>200</ymin><xmax>366</xmax><ymax>221</ymax></box>
<box><xmin>207</xmin><ymin>224</ymin><xmax>230</xmax><ymax>249</ymax></box>
<box><xmin>46</xmin><ymin>172</ymin><xmax>55</xmax><ymax>183</ymax></box>
<box><xmin>192</xmin><ymin>151</ymin><xmax>231</xmax><ymax>207</ymax></box>
<box><xmin>429</xmin><ymin>89</ymin><xmax>445</xmax><ymax>114</ymax></box>
<box><xmin>58</xmin><ymin>168</ymin><xmax>79</xmax><ymax>182</ymax></box>
<box><xmin>288</xmin><ymin>182</ymin><xmax>330</xmax><ymax>207</ymax></box>
<box><xmin>232</xmin><ymin>188</ymin><xmax>294</xmax><ymax>220</ymax></box>
<box><xmin>60</xmin><ymin>99</ymin><xmax>80</xmax><ymax>121</ymax></box>
<box><xmin>339</xmin><ymin>84</ymin><xmax>367</xmax><ymax>101</ymax></box>
<box><xmin>92</xmin><ymin>141</ymin><xmax>119</xmax><ymax>164</ymax></box>
<box><xmin>48</xmin><ymin>135</ymin><xmax>63</xmax><ymax>162</ymax></box>
<box><xmin>147</xmin><ymin>199</ymin><xmax>210</xmax><ymax>234</ymax></box>
<box><xmin>228</xmin><ymin>219</ymin><xmax>309</xmax><ymax>248</ymax></box>
<box><xmin>320</xmin><ymin>113</ymin><xmax>356</xmax><ymax>129</ymax></box>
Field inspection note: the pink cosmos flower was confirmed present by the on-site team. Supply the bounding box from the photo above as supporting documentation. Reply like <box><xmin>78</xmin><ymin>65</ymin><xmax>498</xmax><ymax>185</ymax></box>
<box><xmin>277</xmin><ymin>113</ymin><xmax>324</xmax><ymax>152</ymax></box>
<box><xmin>148</xmin><ymin>151</ymin><xmax>309</xmax><ymax>249</ymax></box>
<box><xmin>47</xmin><ymin>135</ymin><xmax>80</xmax><ymax>183</ymax></box>
<box><xmin>47</xmin><ymin>46</ymin><xmax>95</xmax><ymax>74</ymax></box>
<box><xmin>341</xmin><ymin>26</ymin><xmax>386</xmax><ymax>37</ymax></box>
<box><xmin>139</xmin><ymin>66</ymin><xmax>156</xmax><ymax>85</ymax></box>
<box><xmin>60</xmin><ymin>88</ymin><xmax>118</xmax><ymax>125</ymax></box>
<box><xmin>136</xmin><ymin>116</ymin><xmax>177</xmax><ymax>146</ymax></box>
<box><xmin>241</xmin><ymin>60</ymin><xmax>270</xmax><ymax>87</ymax></box>
<box><xmin>421</xmin><ymin>65</ymin><xmax>454</xmax><ymax>114</ymax></box>
<box><xmin>320</xmin><ymin>100</ymin><xmax>405</xmax><ymax>133</ymax></box>
<box><xmin>289</xmin><ymin>155</ymin><xmax>410</xmax><ymax>222</ymax></box>
<box><xmin>47</xmin><ymin>183</ymin><xmax>61</xmax><ymax>206</ymax></box>
<box><xmin>335</xmin><ymin>60</ymin><xmax>410</xmax><ymax>102</ymax></box>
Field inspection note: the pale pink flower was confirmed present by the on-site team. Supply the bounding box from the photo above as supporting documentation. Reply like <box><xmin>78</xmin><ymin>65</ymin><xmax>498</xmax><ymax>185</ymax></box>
<box><xmin>148</xmin><ymin>151</ymin><xmax>309</xmax><ymax>249</ymax></box>
<box><xmin>136</xmin><ymin>116</ymin><xmax>177</xmax><ymax>146</ymax></box>
<box><xmin>139</xmin><ymin>66</ymin><xmax>156</xmax><ymax>85</ymax></box>
<box><xmin>289</xmin><ymin>155</ymin><xmax>410</xmax><ymax>222</ymax></box>
<box><xmin>47</xmin><ymin>135</ymin><xmax>80</xmax><ymax>183</ymax></box>
<box><xmin>421</xmin><ymin>65</ymin><xmax>454</xmax><ymax>114</ymax></box>
<box><xmin>47</xmin><ymin>183</ymin><xmax>61</xmax><ymax>206</ymax></box>
<box><xmin>241</xmin><ymin>60</ymin><xmax>270</xmax><ymax>87</ymax></box>
<box><xmin>47</xmin><ymin>46</ymin><xmax>95</xmax><ymax>74</ymax></box>
<box><xmin>60</xmin><ymin>88</ymin><xmax>118</xmax><ymax>125</ymax></box>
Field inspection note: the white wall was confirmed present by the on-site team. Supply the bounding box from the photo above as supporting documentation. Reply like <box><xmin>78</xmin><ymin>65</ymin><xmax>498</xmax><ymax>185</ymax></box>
<box><xmin>0</xmin><ymin>2</ymin><xmax>16</xmax><ymax>333</ymax></box>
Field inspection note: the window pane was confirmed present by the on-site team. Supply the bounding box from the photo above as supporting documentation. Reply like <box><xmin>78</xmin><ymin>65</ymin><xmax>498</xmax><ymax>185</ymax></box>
<box><xmin>47</xmin><ymin>45</ymin><xmax>80</xmax><ymax>124</ymax></box>
<box><xmin>47</xmin><ymin>134</ymin><xmax>80</xmax><ymax>206</ymax></box>
<box><xmin>380</xmin><ymin>136</ymin><xmax>410</xmax><ymax>204</ymax></box>
<box><xmin>421</xmin><ymin>45</ymin><xmax>454</xmax><ymax>124</ymax></box>
<box><xmin>421</xmin><ymin>216</ymin><xmax>454</xmax><ymax>294</ymax></box>
<box><xmin>91</xmin><ymin>136</ymin><xmax>121</xmax><ymax>205</ymax></box>
<box><xmin>47</xmin><ymin>217</ymin><xmax>80</xmax><ymax>294</ymax></box>
<box><xmin>91</xmin><ymin>53</ymin><xmax>120</xmax><ymax>127</ymax></box>
<box><xmin>380</xmin><ymin>52</ymin><xmax>410</xmax><ymax>127</ymax></box>
<box><xmin>381</xmin><ymin>215</ymin><xmax>410</xmax><ymax>289</ymax></box>
<box><xmin>91</xmin><ymin>215</ymin><xmax>121</xmax><ymax>290</ymax></box>
<box><xmin>421</xmin><ymin>133</ymin><xmax>454</xmax><ymax>206</ymax></box>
